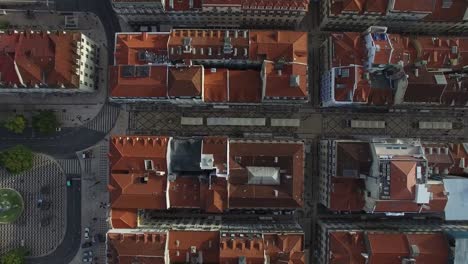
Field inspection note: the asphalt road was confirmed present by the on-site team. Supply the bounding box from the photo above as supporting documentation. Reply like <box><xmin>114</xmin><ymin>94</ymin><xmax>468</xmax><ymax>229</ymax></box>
<box><xmin>0</xmin><ymin>128</ymin><xmax>105</xmax><ymax>159</ymax></box>
<box><xmin>27</xmin><ymin>178</ymin><xmax>81</xmax><ymax>264</ymax></box>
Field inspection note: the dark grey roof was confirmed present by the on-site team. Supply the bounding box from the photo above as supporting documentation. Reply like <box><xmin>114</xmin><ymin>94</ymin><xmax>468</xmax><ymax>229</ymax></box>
<box><xmin>168</xmin><ymin>138</ymin><xmax>202</xmax><ymax>174</ymax></box>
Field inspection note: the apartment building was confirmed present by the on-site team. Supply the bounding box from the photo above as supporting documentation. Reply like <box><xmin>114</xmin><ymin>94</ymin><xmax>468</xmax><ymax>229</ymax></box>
<box><xmin>0</xmin><ymin>30</ymin><xmax>99</xmax><ymax>92</ymax></box>
<box><xmin>320</xmin><ymin>0</ymin><xmax>468</xmax><ymax>34</ymax></box>
<box><xmin>109</xmin><ymin>30</ymin><xmax>308</xmax><ymax>104</ymax></box>
<box><xmin>108</xmin><ymin>135</ymin><xmax>305</xmax><ymax>228</ymax></box>
<box><xmin>106</xmin><ymin>217</ymin><xmax>305</xmax><ymax>264</ymax></box>
<box><xmin>319</xmin><ymin>138</ymin><xmax>468</xmax><ymax>219</ymax></box>
<box><xmin>321</xmin><ymin>26</ymin><xmax>468</xmax><ymax>107</ymax></box>
<box><xmin>316</xmin><ymin>219</ymin><xmax>468</xmax><ymax>264</ymax></box>
<box><xmin>112</xmin><ymin>0</ymin><xmax>309</xmax><ymax>28</ymax></box>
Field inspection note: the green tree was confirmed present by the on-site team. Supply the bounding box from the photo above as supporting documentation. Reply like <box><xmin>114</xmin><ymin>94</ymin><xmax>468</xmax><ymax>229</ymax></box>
<box><xmin>0</xmin><ymin>146</ymin><xmax>34</xmax><ymax>175</ymax></box>
<box><xmin>1</xmin><ymin>248</ymin><xmax>28</xmax><ymax>264</ymax></box>
<box><xmin>4</xmin><ymin>115</ymin><xmax>27</xmax><ymax>134</ymax></box>
<box><xmin>32</xmin><ymin>111</ymin><xmax>60</xmax><ymax>135</ymax></box>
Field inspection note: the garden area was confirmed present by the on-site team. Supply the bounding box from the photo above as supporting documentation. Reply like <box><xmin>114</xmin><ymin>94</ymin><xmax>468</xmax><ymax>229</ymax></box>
<box><xmin>0</xmin><ymin>188</ymin><xmax>24</xmax><ymax>224</ymax></box>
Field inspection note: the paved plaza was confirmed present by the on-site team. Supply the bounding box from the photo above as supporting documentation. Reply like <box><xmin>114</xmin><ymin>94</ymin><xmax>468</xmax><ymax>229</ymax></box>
<box><xmin>0</xmin><ymin>154</ymin><xmax>66</xmax><ymax>256</ymax></box>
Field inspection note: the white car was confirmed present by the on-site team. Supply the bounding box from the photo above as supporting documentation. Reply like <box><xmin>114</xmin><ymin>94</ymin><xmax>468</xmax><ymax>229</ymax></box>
<box><xmin>84</xmin><ymin>227</ymin><xmax>90</xmax><ymax>240</ymax></box>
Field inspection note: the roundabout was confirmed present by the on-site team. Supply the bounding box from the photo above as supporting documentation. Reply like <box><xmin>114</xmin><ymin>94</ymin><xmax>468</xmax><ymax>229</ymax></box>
<box><xmin>0</xmin><ymin>188</ymin><xmax>24</xmax><ymax>224</ymax></box>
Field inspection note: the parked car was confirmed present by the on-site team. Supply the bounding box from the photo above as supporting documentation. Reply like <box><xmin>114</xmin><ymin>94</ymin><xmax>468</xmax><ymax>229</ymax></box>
<box><xmin>84</xmin><ymin>227</ymin><xmax>90</xmax><ymax>240</ymax></box>
<box><xmin>81</xmin><ymin>242</ymin><xmax>92</xmax><ymax>248</ymax></box>
<box><xmin>83</xmin><ymin>251</ymin><xmax>93</xmax><ymax>257</ymax></box>
<box><xmin>82</xmin><ymin>257</ymin><xmax>92</xmax><ymax>263</ymax></box>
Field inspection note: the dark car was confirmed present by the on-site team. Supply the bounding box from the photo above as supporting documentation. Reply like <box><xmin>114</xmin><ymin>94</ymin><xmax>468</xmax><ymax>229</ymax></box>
<box><xmin>81</xmin><ymin>242</ymin><xmax>92</xmax><ymax>249</ymax></box>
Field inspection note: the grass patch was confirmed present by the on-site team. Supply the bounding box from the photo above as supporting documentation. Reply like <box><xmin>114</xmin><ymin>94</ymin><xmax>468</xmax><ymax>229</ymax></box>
<box><xmin>0</xmin><ymin>189</ymin><xmax>24</xmax><ymax>224</ymax></box>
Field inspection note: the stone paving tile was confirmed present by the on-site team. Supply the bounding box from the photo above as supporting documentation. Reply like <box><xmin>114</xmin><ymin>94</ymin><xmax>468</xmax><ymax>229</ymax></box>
<box><xmin>0</xmin><ymin>154</ymin><xmax>66</xmax><ymax>256</ymax></box>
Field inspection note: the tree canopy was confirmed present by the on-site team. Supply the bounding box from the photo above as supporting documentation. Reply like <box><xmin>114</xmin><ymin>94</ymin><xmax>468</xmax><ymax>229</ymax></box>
<box><xmin>1</xmin><ymin>248</ymin><xmax>28</xmax><ymax>264</ymax></box>
<box><xmin>0</xmin><ymin>146</ymin><xmax>34</xmax><ymax>175</ymax></box>
<box><xmin>32</xmin><ymin>111</ymin><xmax>60</xmax><ymax>135</ymax></box>
<box><xmin>4</xmin><ymin>115</ymin><xmax>27</xmax><ymax>134</ymax></box>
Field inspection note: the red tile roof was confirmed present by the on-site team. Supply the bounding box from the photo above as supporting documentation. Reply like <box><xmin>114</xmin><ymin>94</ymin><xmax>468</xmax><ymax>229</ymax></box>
<box><xmin>108</xmin><ymin>230</ymin><xmax>305</xmax><ymax>263</ymax></box>
<box><xmin>0</xmin><ymin>31</ymin><xmax>81</xmax><ymax>88</ymax></box>
<box><xmin>390</xmin><ymin>160</ymin><xmax>416</xmax><ymax>200</ymax></box>
<box><xmin>327</xmin><ymin>141</ymin><xmax>450</xmax><ymax>214</ymax></box>
<box><xmin>109</xmin><ymin>65</ymin><xmax>167</xmax><ymax>98</ymax></box>
<box><xmin>112</xmin><ymin>30</ymin><xmax>308</xmax><ymax>102</ymax></box>
<box><xmin>110</xmin><ymin>136</ymin><xmax>305</xmax><ymax>213</ymax></box>
<box><xmin>168</xmin><ymin>66</ymin><xmax>202</xmax><ymax>97</ymax></box>
<box><xmin>107</xmin><ymin>232</ymin><xmax>166</xmax><ymax>264</ymax></box>
<box><xmin>167</xmin><ymin>231</ymin><xmax>220</xmax><ymax>263</ymax></box>
<box><xmin>329</xmin><ymin>177</ymin><xmax>365</xmax><ymax>211</ymax></box>
<box><xmin>228</xmin><ymin>140</ymin><xmax>304</xmax><ymax>208</ymax></box>
<box><xmin>109</xmin><ymin>136</ymin><xmax>169</xmax><ymax>211</ymax></box>
<box><xmin>203</xmin><ymin>68</ymin><xmax>228</xmax><ymax>102</ymax></box>
<box><xmin>327</xmin><ymin>31</ymin><xmax>468</xmax><ymax>106</ymax></box>
<box><xmin>264</xmin><ymin>62</ymin><xmax>308</xmax><ymax>99</ymax></box>
<box><xmin>329</xmin><ymin>231</ymin><xmax>366</xmax><ymax>264</ymax></box>
<box><xmin>110</xmin><ymin>208</ymin><xmax>137</xmax><ymax>229</ymax></box>
<box><xmin>114</xmin><ymin>32</ymin><xmax>169</xmax><ymax>65</ymax></box>
<box><xmin>228</xmin><ymin>70</ymin><xmax>262</xmax><ymax>103</ymax></box>
<box><xmin>328</xmin><ymin>231</ymin><xmax>449</xmax><ymax>264</ymax></box>
<box><xmin>202</xmin><ymin>68</ymin><xmax>263</xmax><ymax>103</ymax></box>
<box><xmin>331</xmin><ymin>0</ymin><xmax>466</xmax><ymax>22</ymax></box>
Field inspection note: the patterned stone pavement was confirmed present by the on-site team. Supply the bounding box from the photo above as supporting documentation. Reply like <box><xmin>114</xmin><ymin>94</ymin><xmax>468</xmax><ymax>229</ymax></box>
<box><xmin>0</xmin><ymin>154</ymin><xmax>66</xmax><ymax>256</ymax></box>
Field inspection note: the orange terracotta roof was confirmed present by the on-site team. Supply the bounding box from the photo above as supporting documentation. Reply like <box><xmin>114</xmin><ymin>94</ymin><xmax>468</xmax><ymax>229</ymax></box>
<box><xmin>114</xmin><ymin>33</ymin><xmax>169</xmax><ymax>65</ymax></box>
<box><xmin>264</xmin><ymin>234</ymin><xmax>305</xmax><ymax>263</ymax></box>
<box><xmin>424</xmin><ymin>0</ymin><xmax>468</xmax><ymax>22</ymax></box>
<box><xmin>220</xmin><ymin>236</ymin><xmax>264</xmax><ymax>263</ymax></box>
<box><xmin>0</xmin><ymin>53</ymin><xmax>20</xmax><ymax>84</ymax></box>
<box><xmin>168</xmin><ymin>177</ymin><xmax>201</xmax><ymax>208</ymax></box>
<box><xmin>110</xmin><ymin>208</ymin><xmax>137</xmax><ymax>229</ymax></box>
<box><xmin>392</xmin><ymin>0</ymin><xmax>434</xmax><ymax>13</ymax></box>
<box><xmin>107</xmin><ymin>232</ymin><xmax>166</xmax><ymax>264</ymax></box>
<box><xmin>249</xmin><ymin>31</ymin><xmax>307</xmax><ymax>63</ymax></box>
<box><xmin>109</xmin><ymin>172</ymin><xmax>167</xmax><ymax>209</ymax></box>
<box><xmin>328</xmin><ymin>31</ymin><xmax>468</xmax><ymax>106</ymax></box>
<box><xmin>203</xmin><ymin>68</ymin><xmax>228</xmax><ymax>102</ymax></box>
<box><xmin>367</xmin><ymin>233</ymin><xmax>449</xmax><ymax>264</ymax></box>
<box><xmin>112</xmin><ymin>30</ymin><xmax>308</xmax><ymax>102</ymax></box>
<box><xmin>202</xmin><ymin>137</ymin><xmax>228</xmax><ymax>175</ymax></box>
<box><xmin>329</xmin><ymin>231</ymin><xmax>366</xmax><ymax>264</ymax></box>
<box><xmin>204</xmin><ymin>178</ymin><xmax>227</xmax><ymax>213</ymax></box>
<box><xmin>168</xmin><ymin>66</ymin><xmax>202</xmax><ymax>97</ymax></box>
<box><xmin>109</xmin><ymin>65</ymin><xmax>167</xmax><ymax>98</ymax></box>
<box><xmin>228</xmin><ymin>70</ymin><xmax>262</xmax><ymax>103</ymax></box>
<box><xmin>228</xmin><ymin>141</ymin><xmax>304</xmax><ymax>208</ymax></box>
<box><xmin>328</xmin><ymin>231</ymin><xmax>449</xmax><ymax>264</ymax></box>
<box><xmin>109</xmin><ymin>136</ymin><xmax>169</xmax><ymax>210</ymax></box>
<box><xmin>423</xmin><ymin>144</ymin><xmax>454</xmax><ymax>174</ymax></box>
<box><xmin>0</xmin><ymin>31</ymin><xmax>80</xmax><ymax>88</ymax></box>
<box><xmin>165</xmin><ymin>0</ymin><xmax>202</xmax><ymax>10</ymax></box>
<box><xmin>167</xmin><ymin>231</ymin><xmax>220</xmax><ymax>263</ymax></box>
<box><xmin>107</xmin><ymin>230</ymin><xmax>305</xmax><ymax>263</ymax></box>
<box><xmin>329</xmin><ymin>177</ymin><xmax>365</xmax><ymax>211</ymax></box>
<box><xmin>374</xmin><ymin>183</ymin><xmax>447</xmax><ymax>213</ymax></box>
<box><xmin>390</xmin><ymin>160</ymin><xmax>416</xmax><ymax>200</ymax></box>
<box><xmin>263</xmin><ymin>62</ymin><xmax>308</xmax><ymax>99</ymax></box>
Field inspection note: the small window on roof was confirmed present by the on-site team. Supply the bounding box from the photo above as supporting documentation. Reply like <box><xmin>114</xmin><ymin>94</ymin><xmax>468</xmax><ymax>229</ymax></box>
<box><xmin>341</xmin><ymin>68</ymin><xmax>349</xmax><ymax>78</ymax></box>
<box><xmin>144</xmin><ymin>160</ymin><xmax>154</xmax><ymax>170</ymax></box>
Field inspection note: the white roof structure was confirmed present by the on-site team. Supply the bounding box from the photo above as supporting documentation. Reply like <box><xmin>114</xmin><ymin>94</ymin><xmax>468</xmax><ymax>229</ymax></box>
<box><xmin>247</xmin><ymin>166</ymin><xmax>280</xmax><ymax>185</ymax></box>
<box><xmin>443</xmin><ymin>178</ymin><xmax>468</xmax><ymax>221</ymax></box>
